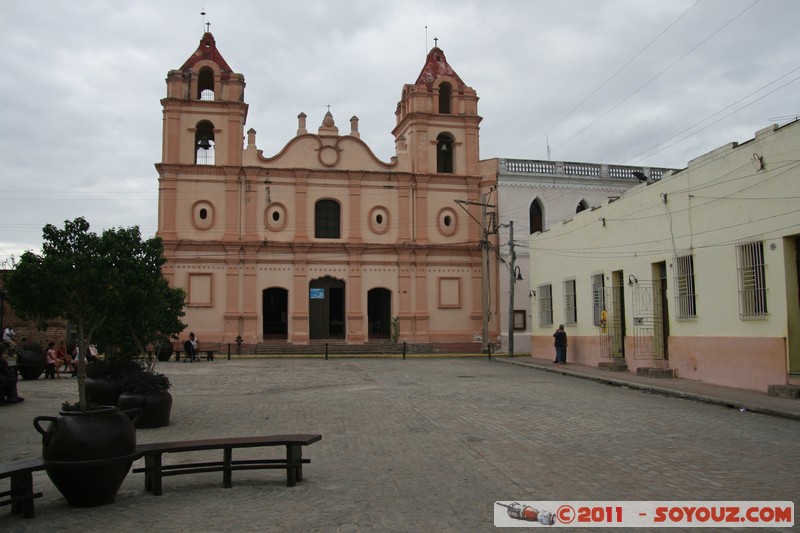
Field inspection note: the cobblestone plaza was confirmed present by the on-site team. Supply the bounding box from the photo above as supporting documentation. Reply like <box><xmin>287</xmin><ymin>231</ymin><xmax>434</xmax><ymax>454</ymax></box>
<box><xmin>3</xmin><ymin>358</ymin><xmax>798</xmax><ymax>532</ymax></box>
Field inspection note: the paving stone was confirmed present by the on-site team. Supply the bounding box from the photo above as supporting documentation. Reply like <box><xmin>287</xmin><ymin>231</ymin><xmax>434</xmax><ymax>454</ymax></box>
<box><xmin>2</xmin><ymin>358</ymin><xmax>798</xmax><ymax>532</ymax></box>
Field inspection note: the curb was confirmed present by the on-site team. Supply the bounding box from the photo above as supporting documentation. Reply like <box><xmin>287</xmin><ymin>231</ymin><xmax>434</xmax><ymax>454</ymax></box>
<box><xmin>493</xmin><ymin>357</ymin><xmax>800</xmax><ymax>422</ymax></box>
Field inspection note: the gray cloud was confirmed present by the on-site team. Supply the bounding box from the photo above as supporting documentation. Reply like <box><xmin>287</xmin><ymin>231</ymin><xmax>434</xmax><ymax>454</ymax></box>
<box><xmin>2</xmin><ymin>0</ymin><xmax>798</xmax><ymax>261</ymax></box>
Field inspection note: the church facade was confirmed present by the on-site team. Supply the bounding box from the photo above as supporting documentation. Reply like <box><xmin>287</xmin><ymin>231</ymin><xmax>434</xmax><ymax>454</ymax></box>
<box><xmin>156</xmin><ymin>33</ymin><xmax>498</xmax><ymax>348</ymax></box>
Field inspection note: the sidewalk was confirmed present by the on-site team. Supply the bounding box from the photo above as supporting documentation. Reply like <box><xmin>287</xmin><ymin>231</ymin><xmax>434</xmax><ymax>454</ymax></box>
<box><xmin>494</xmin><ymin>355</ymin><xmax>800</xmax><ymax>421</ymax></box>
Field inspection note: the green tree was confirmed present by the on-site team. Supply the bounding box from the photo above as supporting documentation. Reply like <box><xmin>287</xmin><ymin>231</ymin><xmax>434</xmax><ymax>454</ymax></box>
<box><xmin>92</xmin><ymin>225</ymin><xmax>186</xmax><ymax>367</ymax></box>
<box><xmin>3</xmin><ymin>218</ymin><xmax>185</xmax><ymax>410</ymax></box>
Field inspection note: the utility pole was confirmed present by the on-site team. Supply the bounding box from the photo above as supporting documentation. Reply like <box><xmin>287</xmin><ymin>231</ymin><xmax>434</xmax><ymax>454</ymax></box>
<box><xmin>508</xmin><ymin>220</ymin><xmax>516</xmax><ymax>356</ymax></box>
<box><xmin>454</xmin><ymin>195</ymin><xmax>495</xmax><ymax>355</ymax></box>
<box><xmin>481</xmin><ymin>193</ymin><xmax>489</xmax><ymax>353</ymax></box>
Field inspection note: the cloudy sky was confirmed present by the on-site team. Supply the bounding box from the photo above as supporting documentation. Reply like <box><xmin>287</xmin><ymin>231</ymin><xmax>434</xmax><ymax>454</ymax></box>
<box><xmin>1</xmin><ymin>0</ymin><xmax>798</xmax><ymax>261</ymax></box>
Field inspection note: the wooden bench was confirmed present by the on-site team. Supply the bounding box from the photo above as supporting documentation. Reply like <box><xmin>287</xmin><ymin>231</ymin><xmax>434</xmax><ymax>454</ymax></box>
<box><xmin>132</xmin><ymin>434</ymin><xmax>322</xmax><ymax>496</ymax></box>
<box><xmin>1</xmin><ymin>434</ymin><xmax>321</xmax><ymax>518</ymax></box>
<box><xmin>0</xmin><ymin>457</ymin><xmax>46</xmax><ymax>518</ymax></box>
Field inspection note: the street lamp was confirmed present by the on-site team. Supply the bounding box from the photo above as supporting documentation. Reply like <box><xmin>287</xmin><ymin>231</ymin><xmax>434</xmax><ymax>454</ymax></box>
<box><xmin>507</xmin><ymin>221</ymin><xmax>523</xmax><ymax>356</ymax></box>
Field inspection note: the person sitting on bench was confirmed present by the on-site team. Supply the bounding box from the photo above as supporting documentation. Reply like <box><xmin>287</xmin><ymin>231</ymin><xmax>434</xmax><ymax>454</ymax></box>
<box><xmin>56</xmin><ymin>341</ymin><xmax>76</xmax><ymax>376</ymax></box>
<box><xmin>183</xmin><ymin>332</ymin><xmax>199</xmax><ymax>363</ymax></box>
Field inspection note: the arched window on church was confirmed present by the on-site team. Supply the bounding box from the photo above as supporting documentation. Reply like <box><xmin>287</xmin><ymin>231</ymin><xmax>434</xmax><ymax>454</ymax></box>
<box><xmin>436</xmin><ymin>133</ymin><xmax>454</xmax><ymax>173</ymax></box>
<box><xmin>195</xmin><ymin>120</ymin><xmax>215</xmax><ymax>165</ymax></box>
<box><xmin>198</xmin><ymin>66</ymin><xmax>215</xmax><ymax>101</ymax></box>
<box><xmin>576</xmin><ymin>199</ymin><xmax>589</xmax><ymax>213</ymax></box>
<box><xmin>315</xmin><ymin>199</ymin><xmax>341</xmax><ymax>239</ymax></box>
<box><xmin>439</xmin><ymin>82</ymin><xmax>452</xmax><ymax>114</ymax></box>
<box><xmin>530</xmin><ymin>198</ymin><xmax>544</xmax><ymax>234</ymax></box>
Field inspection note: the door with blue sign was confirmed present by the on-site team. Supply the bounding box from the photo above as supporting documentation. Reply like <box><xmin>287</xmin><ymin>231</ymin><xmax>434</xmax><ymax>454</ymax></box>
<box><xmin>309</xmin><ymin>277</ymin><xmax>345</xmax><ymax>339</ymax></box>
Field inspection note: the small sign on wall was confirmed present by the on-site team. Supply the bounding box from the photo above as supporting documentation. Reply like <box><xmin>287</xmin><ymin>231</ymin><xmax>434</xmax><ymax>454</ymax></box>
<box><xmin>310</xmin><ymin>288</ymin><xmax>325</xmax><ymax>300</ymax></box>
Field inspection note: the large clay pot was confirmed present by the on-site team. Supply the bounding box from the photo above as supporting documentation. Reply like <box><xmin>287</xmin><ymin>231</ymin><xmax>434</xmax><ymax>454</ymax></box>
<box><xmin>33</xmin><ymin>406</ymin><xmax>141</xmax><ymax>507</ymax></box>
<box><xmin>156</xmin><ymin>343</ymin><xmax>173</xmax><ymax>362</ymax></box>
<box><xmin>118</xmin><ymin>391</ymin><xmax>173</xmax><ymax>428</ymax></box>
<box><xmin>16</xmin><ymin>347</ymin><xmax>46</xmax><ymax>380</ymax></box>
<box><xmin>85</xmin><ymin>377</ymin><xmax>122</xmax><ymax>406</ymax></box>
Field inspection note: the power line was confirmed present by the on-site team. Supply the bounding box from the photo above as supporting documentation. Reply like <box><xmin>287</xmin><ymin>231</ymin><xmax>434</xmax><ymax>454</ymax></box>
<box><xmin>551</xmin><ymin>0</ymin><xmax>761</xmax><ymax>154</ymax></box>
<box><xmin>517</xmin><ymin>0</ymin><xmax>701</xmax><ymax>158</ymax></box>
<box><xmin>625</xmin><ymin>68</ymin><xmax>800</xmax><ymax>164</ymax></box>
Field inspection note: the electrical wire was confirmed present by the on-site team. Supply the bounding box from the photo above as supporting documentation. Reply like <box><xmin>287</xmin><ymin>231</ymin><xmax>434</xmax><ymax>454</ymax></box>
<box><xmin>517</xmin><ymin>0</ymin><xmax>702</xmax><ymax>157</ymax></box>
<box><xmin>551</xmin><ymin>0</ymin><xmax>761</xmax><ymax>154</ymax></box>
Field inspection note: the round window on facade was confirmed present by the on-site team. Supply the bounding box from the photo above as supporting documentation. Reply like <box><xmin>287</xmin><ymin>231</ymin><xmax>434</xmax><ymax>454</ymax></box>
<box><xmin>437</xmin><ymin>207</ymin><xmax>458</xmax><ymax>236</ymax></box>
<box><xmin>192</xmin><ymin>201</ymin><xmax>215</xmax><ymax>230</ymax></box>
<box><xmin>368</xmin><ymin>206</ymin><xmax>390</xmax><ymax>234</ymax></box>
<box><xmin>265</xmin><ymin>203</ymin><xmax>288</xmax><ymax>231</ymax></box>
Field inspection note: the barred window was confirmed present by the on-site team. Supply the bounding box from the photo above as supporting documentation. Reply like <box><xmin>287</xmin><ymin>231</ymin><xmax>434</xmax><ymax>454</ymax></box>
<box><xmin>538</xmin><ymin>284</ymin><xmax>553</xmax><ymax>326</ymax></box>
<box><xmin>315</xmin><ymin>199</ymin><xmax>341</xmax><ymax>239</ymax></box>
<box><xmin>736</xmin><ymin>241</ymin><xmax>768</xmax><ymax>319</ymax></box>
<box><xmin>591</xmin><ymin>273</ymin><xmax>605</xmax><ymax>325</ymax></box>
<box><xmin>674</xmin><ymin>254</ymin><xmax>697</xmax><ymax>318</ymax></box>
<box><xmin>564</xmin><ymin>279</ymin><xmax>577</xmax><ymax>325</ymax></box>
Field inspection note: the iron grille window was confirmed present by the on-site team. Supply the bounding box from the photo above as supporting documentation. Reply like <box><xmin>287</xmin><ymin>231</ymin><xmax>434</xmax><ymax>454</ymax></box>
<box><xmin>591</xmin><ymin>274</ymin><xmax>605</xmax><ymax>325</ymax></box>
<box><xmin>674</xmin><ymin>254</ymin><xmax>697</xmax><ymax>318</ymax></box>
<box><xmin>564</xmin><ymin>279</ymin><xmax>577</xmax><ymax>325</ymax></box>
<box><xmin>314</xmin><ymin>200</ymin><xmax>341</xmax><ymax>239</ymax></box>
<box><xmin>736</xmin><ymin>241</ymin><xmax>768</xmax><ymax>319</ymax></box>
<box><xmin>538</xmin><ymin>284</ymin><xmax>553</xmax><ymax>326</ymax></box>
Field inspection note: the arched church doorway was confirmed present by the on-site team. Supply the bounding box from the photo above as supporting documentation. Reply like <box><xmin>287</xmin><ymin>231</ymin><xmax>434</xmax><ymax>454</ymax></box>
<box><xmin>309</xmin><ymin>277</ymin><xmax>345</xmax><ymax>339</ymax></box>
<box><xmin>367</xmin><ymin>288</ymin><xmax>391</xmax><ymax>339</ymax></box>
<box><xmin>262</xmin><ymin>288</ymin><xmax>288</xmax><ymax>339</ymax></box>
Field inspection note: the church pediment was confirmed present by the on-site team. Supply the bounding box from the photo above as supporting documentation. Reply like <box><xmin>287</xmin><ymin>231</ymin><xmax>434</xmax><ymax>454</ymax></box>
<box><xmin>248</xmin><ymin>128</ymin><xmax>397</xmax><ymax>171</ymax></box>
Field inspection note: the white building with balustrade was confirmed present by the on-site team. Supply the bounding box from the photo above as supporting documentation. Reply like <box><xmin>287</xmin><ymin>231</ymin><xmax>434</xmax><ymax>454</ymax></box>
<box><xmin>526</xmin><ymin>121</ymin><xmax>800</xmax><ymax>392</ymax></box>
<box><xmin>496</xmin><ymin>159</ymin><xmax>674</xmax><ymax>355</ymax></box>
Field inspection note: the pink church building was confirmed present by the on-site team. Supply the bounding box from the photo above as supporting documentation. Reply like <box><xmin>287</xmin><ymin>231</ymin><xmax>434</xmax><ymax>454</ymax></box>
<box><xmin>156</xmin><ymin>32</ymin><xmax>499</xmax><ymax>350</ymax></box>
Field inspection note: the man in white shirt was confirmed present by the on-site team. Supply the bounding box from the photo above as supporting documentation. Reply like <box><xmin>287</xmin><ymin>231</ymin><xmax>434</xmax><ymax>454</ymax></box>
<box><xmin>2</xmin><ymin>325</ymin><xmax>16</xmax><ymax>350</ymax></box>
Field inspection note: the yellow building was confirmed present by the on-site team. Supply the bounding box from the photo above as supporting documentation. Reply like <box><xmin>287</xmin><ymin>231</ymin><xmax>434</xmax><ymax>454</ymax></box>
<box><xmin>528</xmin><ymin>120</ymin><xmax>800</xmax><ymax>392</ymax></box>
<box><xmin>156</xmin><ymin>32</ymin><xmax>498</xmax><ymax>349</ymax></box>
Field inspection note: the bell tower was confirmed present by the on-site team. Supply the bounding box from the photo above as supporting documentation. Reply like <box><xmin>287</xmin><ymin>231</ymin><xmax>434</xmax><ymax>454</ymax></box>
<box><xmin>393</xmin><ymin>46</ymin><xmax>482</xmax><ymax>175</ymax></box>
<box><xmin>160</xmin><ymin>32</ymin><xmax>247</xmax><ymax>167</ymax></box>
<box><xmin>157</xmin><ymin>32</ymin><xmax>248</xmax><ymax>241</ymax></box>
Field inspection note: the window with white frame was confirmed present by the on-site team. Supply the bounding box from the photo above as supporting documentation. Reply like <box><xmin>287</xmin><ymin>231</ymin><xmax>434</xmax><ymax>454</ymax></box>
<box><xmin>591</xmin><ymin>273</ymin><xmax>605</xmax><ymax>325</ymax></box>
<box><xmin>564</xmin><ymin>278</ymin><xmax>577</xmax><ymax>325</ymax></box>
<box><xmin>674</xmin><ymin>254</ymin><xmax>697</xmax><ymax>318</ymax></box>
<box><xmin>538</xmin><ymin>284</ymin><xmax>553</xmax><ymax>326</ymax></box>
<box><xmin>736</xmin><ymin>241</ymin><xmax>768</xmax><ymax>319</ymax></box>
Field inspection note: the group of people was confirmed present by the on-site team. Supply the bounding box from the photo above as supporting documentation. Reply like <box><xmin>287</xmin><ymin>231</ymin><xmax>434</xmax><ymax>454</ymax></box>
<box><xmin>45</xmin><ymin>341</ymin><xmax>76</xmax><ymax>379</ymax></box>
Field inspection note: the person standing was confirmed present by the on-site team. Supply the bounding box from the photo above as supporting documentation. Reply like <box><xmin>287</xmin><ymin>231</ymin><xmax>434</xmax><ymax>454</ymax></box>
<box><xmin>553</xmin><ymin>324</ymin><xmax>568</xmax><ymax>364</ymax></box>
<box><xmin>0</xmin><ymin>346</ymin><xmax>24</xmax><ymax>404</ymax></box>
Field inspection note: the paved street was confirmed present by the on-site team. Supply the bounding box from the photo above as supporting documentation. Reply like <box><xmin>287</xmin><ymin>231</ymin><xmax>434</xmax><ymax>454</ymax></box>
<box><xmin>2</xmin><ymin>357</ymin><xmax>799</xmax><ymax>532</ymax></box>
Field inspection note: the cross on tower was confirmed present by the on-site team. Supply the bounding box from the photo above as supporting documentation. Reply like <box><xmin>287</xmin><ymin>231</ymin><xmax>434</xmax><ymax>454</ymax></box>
<box><xmin>434</xmin><ymin>37</ymin><xmax>438</xmax><ymax>47</ymax></box>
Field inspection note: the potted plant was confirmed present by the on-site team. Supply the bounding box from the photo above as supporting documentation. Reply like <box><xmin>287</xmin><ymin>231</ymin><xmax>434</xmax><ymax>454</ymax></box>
<box><xmin>117</xmin><ymin>364</ymin><xmax>173</xmax><ymax>429</ymax></box>
<box><xmin>84</xmin><ymin>357</ymin><xmax>143</xmax><ymax>407</ymax></box>
<box><xmin>4</xmin><ymin>218</ymin><xmax>185</xmax><ymax>507</ymax></box>
<box><xmin>155</xmin><ymin>339</ymin><xmax>174</xmax><ymax>362</ymax></box>
<box><xmin>16</xmin><ymin>341</ymin><xmax>47</xmax><ymax>380</ymax></box>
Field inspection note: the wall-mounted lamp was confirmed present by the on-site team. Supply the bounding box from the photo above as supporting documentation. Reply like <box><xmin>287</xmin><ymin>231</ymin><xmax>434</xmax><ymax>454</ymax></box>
<box><xmin>513</xmin><ymin>266</ymin><xmax>523</xmax><ymax>281</ymax></box>
<box><xmin>628</xmin><ymin>274</ymin><xmax>638</xmax><ymax>285</ymax></box>
<box><xmin>529</xmin><ymin>290</ymin><xmax>536</xmax><ymax>298</ymax></box>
